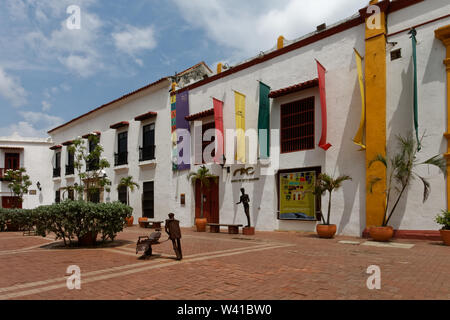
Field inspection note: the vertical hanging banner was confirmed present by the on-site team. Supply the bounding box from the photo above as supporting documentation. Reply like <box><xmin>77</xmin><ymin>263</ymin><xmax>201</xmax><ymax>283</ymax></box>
<box><xmin>316</xmin><ymin>60</ymin><xmax>332</xmax><ymax>151</ymax></box>
<box><xmin>170</xmin><ymin>94</ymin><xmax>177</xmax><ymax>170</ymax></box>
<box><xmin>213</xmin><ymin>98</ymin><xmax>224</xmax><ymax>164</ymax></box>
<box><xmin>258</xmin><ymin>81</ymin><xmax>271</xmax><ymax>159</ymax></box>
<box><xmin>353</xmin><ymin>49</ymin><xmax>366</xmax><ymax>150</ymax></box>
<box><xmin>409</xmin><ymin>28</ymin><xmax>421</xmax><ymax>151</ymax></box>
<box><xmin>235</xmin><ymin>91</ymin><xmax>246</xmax><ymax>163</ymax></box>
<box><xmin>176</xmin><ymin>91</ymin><xmax>191</xmax><ymax>170</ymax></box>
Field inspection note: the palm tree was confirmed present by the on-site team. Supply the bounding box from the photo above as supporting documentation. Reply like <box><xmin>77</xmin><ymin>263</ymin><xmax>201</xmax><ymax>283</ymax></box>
<box><xmin>314</xmin><ymin>173</ymin><xmax>352</xmax><ymax>225</ymax></box>
<box><xmin>369</xmin><ymin>133</ymin><xmax>446</xmax><ymax>227</ymax></box>
<box><xmin>117</xmin><ymin>176</ymin><xmax>139</xmax><ymax>206</ymax></box>
<box><xmin>187</xmin><ymin>166</ymin><xmax>216</xmax><ymax>219</ymax></box>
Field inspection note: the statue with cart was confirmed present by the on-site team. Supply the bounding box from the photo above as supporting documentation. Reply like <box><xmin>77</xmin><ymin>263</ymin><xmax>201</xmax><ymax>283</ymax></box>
<box><xmin>136</xmin><ymin>213</ymin><xmax>182</xmax><ymax>260</ymax></box>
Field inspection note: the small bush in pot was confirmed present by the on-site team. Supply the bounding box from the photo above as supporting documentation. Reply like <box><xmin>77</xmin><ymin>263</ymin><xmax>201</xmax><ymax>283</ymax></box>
<box><xmin>368</xmin><ymin>134</ymin><xmax>446</xmax><ymax>242</ymax></box>
<box><xmin>436</xmin><ymin>210</ymin><xmax>450</xmax><ymax>246</ymax></box>
<box><xmin>314</xmin><ymin>173</ymin><xmax>352</xmax><ymax>238</ymax></box>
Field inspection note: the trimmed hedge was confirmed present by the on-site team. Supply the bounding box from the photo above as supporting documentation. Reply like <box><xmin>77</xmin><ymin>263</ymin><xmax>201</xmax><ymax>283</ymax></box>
<box><xmin>0</xmin><ymin>208</ymin><xmax>37</xmax><ymax>232</ymax></box>
<box><xmin>0</xmin><ymin>201</ymin><xmax>132</xmax><ymax>246</ymax></box>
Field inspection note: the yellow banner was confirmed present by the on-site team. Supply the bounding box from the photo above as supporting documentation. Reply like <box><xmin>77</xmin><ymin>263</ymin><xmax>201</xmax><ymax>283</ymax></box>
<box><xmin>235</xmin><ymin>91</ymin><xmax>246</xmax><ymax>163</ymax></box>
<box><xmin>353</xmin><ymin>48</ymin><xmax>366</xmax><ymax>150</ymax></box>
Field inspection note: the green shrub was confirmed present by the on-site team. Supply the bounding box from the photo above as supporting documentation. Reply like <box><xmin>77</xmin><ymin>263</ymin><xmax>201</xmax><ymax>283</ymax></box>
<box><xmin>0</xmin><ymin>208</ymin><xmax>37</xmax><ymax>232</ymax></box>
<box><xmin>1</xmin><ymin>201</ymin><xmax>132</xmax><ymax>246</ymax></box>
<box><xmin>436</xmin><ymin>210</ymin><xmax>450</xmax><ymax>231</ymax></box>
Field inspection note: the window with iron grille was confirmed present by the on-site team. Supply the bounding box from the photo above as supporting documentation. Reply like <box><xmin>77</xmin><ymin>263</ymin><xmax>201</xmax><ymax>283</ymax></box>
<box><xmin>55</xmin><ymin>190</ymin><xmax>60</xmax><ymax>203</ymax></box>
<box><xmin>280</xmin><ymin>97</ymin><xmax>315</xmax><ymax>153</ymax></box>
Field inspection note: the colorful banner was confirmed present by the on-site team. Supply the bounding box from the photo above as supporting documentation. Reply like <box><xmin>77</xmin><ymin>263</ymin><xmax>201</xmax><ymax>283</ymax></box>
<box><xmin>316</xmin><ymin>60</ymin><xmax>332</xmax><ymax>151</ymax></box>
<box><xmin>258</xmin><ymin>81</ymin><xmax>271</xmax><ymax>159</ymax></box>
<box><xmin>353</xmin><ymin>49</ymin><xmax>366</xmax><ymax>150</ymax></box>
<box><xmin>213</xmin><ymin>98</ymin><xmax>224</xmax><ymax>164</ymax></box>
<box><xmin>235</xmin><ymin>91</ymin><xmax>246</xmax><ymax>163</ymax></box>
<box><xmin>176</xmin><ymin>91</ymin><xmax>191</xmax><ymax>171</ymax></box>
<box><xmin>170</xmin><ymin>94</ymin><xmax>177</xmax><ymax>170</ymax></box>
<box><xmin>409</xmin><ymin>28</ymin><xmax>421</xmax><ymax>151</ymax></box>
<box><xmin>279</xmin><ymin>171</ymin><xmax>316</xmax><ymax>221</ymax></box>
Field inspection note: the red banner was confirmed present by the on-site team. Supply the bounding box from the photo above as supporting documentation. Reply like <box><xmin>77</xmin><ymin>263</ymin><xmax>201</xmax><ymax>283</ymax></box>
<box><xmin>316</xmin><ymin>60</ymin><xmax>332</xmax><ymax>151</ymax></box>
<box><xmin>213</xmin><ymin>98</ymin><xmax>224</xmax><ymax>163</ymax></box>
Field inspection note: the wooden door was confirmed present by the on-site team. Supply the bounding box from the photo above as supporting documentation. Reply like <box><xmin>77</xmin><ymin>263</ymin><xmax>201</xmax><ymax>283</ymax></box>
<box><xmin>2</xmin><ymin>197</ymin><xmax>22</xmax><ymax>209</ymax></box>
<box><xmin>195</xmin><ymin>178</ymin><xmax>219</xmax><ymax>223</ymax></box>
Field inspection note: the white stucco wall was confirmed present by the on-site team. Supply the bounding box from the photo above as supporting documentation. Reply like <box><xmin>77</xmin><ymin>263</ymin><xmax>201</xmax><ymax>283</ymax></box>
<box><xmin>0</xmin><ymin>138</ymin><xmax>54</xmax><ymax>209</ymax></box>
<box><xmin>385</xmin><ymin>0</ymin><xmax>450</xmax><ymax>231</ymax></box>
<box><xmin>47</xmin><ymin>1</ymin><xmax>450</xmax><ymax>236</ymax></box>
<box><xmin>49</xmin><ymin>80</ymin><xmax>178</xmax><ymax>224</ymax></box>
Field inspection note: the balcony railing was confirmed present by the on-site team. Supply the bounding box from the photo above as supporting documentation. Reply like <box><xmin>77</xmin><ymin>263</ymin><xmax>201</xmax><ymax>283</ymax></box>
<box><xmin>53</xmin><ymin>167</ymin><xmax>61</xmax><ymax>178</ymax></box>
<box><xmin>139</xmin><ymin>146</ymin><xmax>156</xmax><ymax>162</ymax></box>
<box><xmin>65</xmin><ymin>165</ymin><xmax>75</xmax><ymax>176</ymax></box>
<box><xmin>114</xmin><ymin>152</ymin><xmax>128</xmax><ymax>167</ymax></box>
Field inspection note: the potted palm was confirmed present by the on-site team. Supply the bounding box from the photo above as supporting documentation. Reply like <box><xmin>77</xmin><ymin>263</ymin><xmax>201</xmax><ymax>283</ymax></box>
<box><xmin>187</xmin><ymin>166</ymin><xmax>216</xmax><ymax>232</ymax></box>
<box><xmin>117</xmin><ymin>176</ymin><xmax>139</xmax><ymax>226</ymax></box>
<box><xmin>435</xmin><ymin>210</ymin><xmax>450</xmax><ymax>246</ymax></box>
<box><xmin>368</xmin><ymin>134</ymin><xmax>446</xmax><ymax>242</ymax></box>
<box><xmin>314</xmin><ymin>173</ymin><xmax>352</xmax><ymax>238</ymax></box>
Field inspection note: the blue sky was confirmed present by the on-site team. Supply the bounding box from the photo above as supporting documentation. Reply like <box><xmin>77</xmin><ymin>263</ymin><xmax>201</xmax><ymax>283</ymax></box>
<box><xmin>0</xmin><ymin>0</ymin><xmax>368</xmax><ymax>138</ymax></box>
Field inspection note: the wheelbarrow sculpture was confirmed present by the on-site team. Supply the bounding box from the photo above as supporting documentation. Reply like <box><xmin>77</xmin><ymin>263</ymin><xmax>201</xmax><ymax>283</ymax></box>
<box><xmin>136</xmin><ymin>229</ymin><xmax>163</xmax><ymax>259</ymax></box>
<box><xmin>136</xmin><ymin>213</ymin><xmax>183</xmax><ymax>260</ymax></box>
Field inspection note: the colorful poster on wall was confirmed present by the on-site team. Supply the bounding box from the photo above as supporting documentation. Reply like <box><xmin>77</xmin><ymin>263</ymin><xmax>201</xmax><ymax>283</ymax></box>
<box><xmin>279</xmin><ymin>171</ymin><xmax>316</xmax><ymax>220</ymax></box>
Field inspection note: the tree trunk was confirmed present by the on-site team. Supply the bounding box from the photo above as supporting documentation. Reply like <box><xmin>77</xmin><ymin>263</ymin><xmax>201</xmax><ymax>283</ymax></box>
<box><xmin>327</xmin><ymin>191</ymin><xmax>332</xmax><ymax>225</ymax></box>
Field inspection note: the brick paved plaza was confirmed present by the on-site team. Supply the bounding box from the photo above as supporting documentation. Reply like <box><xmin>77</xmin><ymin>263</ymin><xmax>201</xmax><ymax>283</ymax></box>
<box><xmin>0</xmin><ymin>227</ymin><xmax>449</xmax><ymax>300</ymax></box>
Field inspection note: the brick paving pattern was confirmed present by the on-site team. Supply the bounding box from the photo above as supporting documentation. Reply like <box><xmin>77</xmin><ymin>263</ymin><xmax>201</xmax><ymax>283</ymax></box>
<box><xmin>0</xmin><ymin>227</ymin><xmax>449</xmax><ymax>300</ymax></box>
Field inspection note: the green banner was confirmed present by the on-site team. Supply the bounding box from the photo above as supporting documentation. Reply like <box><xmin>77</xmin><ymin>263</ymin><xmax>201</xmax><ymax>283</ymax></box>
<box><xmin>258</xmin><ymin>81</ymin><xmax>271</xmax><ymax>159</ymax></box>
<box><xmin>410</xmin><ymin>28</ymin><xmax>421</xmax><ymax>151</ymax></box>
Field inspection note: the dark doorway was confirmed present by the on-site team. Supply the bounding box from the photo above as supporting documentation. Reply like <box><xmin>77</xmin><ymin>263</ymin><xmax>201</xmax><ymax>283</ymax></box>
<box><xmin>195</xmin><ymin>177</ymin><xmax>219</xmax><ymax>223</ymax></box>
<box><xmin>142</xmin><ymin>181</ymin><xmax>154</xmax><ymax>218</ymax></box>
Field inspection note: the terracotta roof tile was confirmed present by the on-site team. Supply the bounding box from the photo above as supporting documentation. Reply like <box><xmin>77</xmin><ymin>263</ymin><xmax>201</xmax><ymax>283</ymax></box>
<box><xmin>185</xmin><ymin>108</ymin><xmax>215</xmax><ymax>121</ymax></box>
<box><xmin>268</xmin><ymin>79</ymin><xmax>319</xmax><ymax>98</ymax></box>
<box><xmin>134</xmin><ymin>111</ymin><xmax>158</xmax><ymax>122</ymax></box>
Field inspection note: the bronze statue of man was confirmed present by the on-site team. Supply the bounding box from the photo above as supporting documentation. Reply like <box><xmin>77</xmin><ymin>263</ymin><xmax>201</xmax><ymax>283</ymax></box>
<box><xmin>165</xmin><ymin>213</ymin><xmax>182</xmax><ymax>260</ymax></box>
<box><xmin>236</xmin><ymin>188</ymin><xmax>251</xmax><ymax>227</ymax></box>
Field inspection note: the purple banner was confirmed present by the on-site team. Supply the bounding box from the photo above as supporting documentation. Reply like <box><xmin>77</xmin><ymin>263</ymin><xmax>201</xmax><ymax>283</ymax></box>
<box><xmin>176</xmin><ymin>91</ymin><xmax>191</xmax><ymax>171</ymax></box>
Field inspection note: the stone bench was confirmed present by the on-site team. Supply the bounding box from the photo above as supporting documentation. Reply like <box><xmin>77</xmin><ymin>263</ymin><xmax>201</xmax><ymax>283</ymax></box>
<box><xmin>207</xmin><ymin>223</ymin><xmax>243</xmax><ymax>235</ymax></box>
<box><xmin>139</xmin><ymin>219</ymin><xmax>163</xmax><ymax>229</ymax></box>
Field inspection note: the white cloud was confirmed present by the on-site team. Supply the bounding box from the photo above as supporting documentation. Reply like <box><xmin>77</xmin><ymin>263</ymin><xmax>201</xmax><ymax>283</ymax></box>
<box><xmin>0</xmin><ymin>67</ymin><xmax>28</xmax><ymax>107</ymax></box>
<box><xmin>22</xmin><ymin>1</ymin><xmax>105</xmax><ymax>77</ymax></box>
<box><xmin>112</xmin><ymin>25</ymin><xmax>157</xmax><ymax>56</ymax></box>
<box><xmin>0</xmin><ymin>111</ymin><xmax>63</xmax><ymax>138</ymax></box>
<box><xmin>42</xmin><ymin>101</ymin><xmax>51</xmax><ymax>111</ymax></box>
<box><xmin>172</xmin><ymin>0</ymin><xmax>368</xmax><ymax>61</ymax></box>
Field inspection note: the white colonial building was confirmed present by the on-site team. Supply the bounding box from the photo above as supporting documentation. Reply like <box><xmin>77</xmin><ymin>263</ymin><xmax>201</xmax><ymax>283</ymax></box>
<box><xmin>21</xmin><ymin>0</ymin><xmax>450</xmax><ymax>237</ymax></box>
<box><xmin>0</xmin><ymin>137</ymin><xmax>53</xmax><ymax>209</ymax></box>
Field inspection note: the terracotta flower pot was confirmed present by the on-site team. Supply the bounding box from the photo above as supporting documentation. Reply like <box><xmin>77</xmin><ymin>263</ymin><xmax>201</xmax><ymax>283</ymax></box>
<box><xmin>316</xmin><ymin>224</ymin><xmax>337</xmax><ymax>239</ymax></box>
<box><xmin>78</xmin><ymin>232</ymin><xmax>98</xmax><ymax>246</ymax></box>
<box><xmin>125</xmin><ymin>216</ymin><xmax>134</xmax><ymax>227</ymax></box>
<box><xmin>138</xmin><ymin>217</ymin><xmax>148</xmax><ymax>228</ymax></box>
<box><xmin>440</xmin><ymin>230</ymin><xmax>450</xmax><ymax>246</ymax></box>
<box><xmin>195</xmin><ymin>218</ymin><xmax>207</xmax><ymax>232</ymax></box>
<box><xmin>369</xmin><ymin>226</ymin><xmax>394</xmax><ymax>242</ymax></box>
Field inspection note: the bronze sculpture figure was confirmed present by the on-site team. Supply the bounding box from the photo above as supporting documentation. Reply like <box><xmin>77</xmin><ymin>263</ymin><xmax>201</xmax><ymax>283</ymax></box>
<box><xmin>165</xmin><ymin>213</ymin><xmax>182</xmax><ymax>260</ymax></box>
<box><xmin>236</xmin><ymin>188</ymin><xmax>251</xmax><ymax>227</ymax></box>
